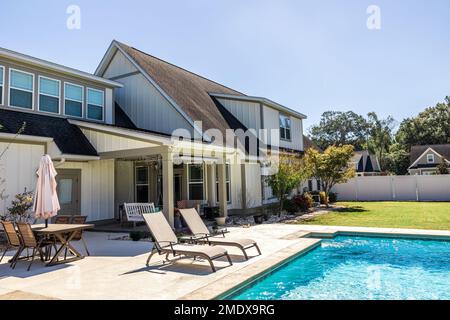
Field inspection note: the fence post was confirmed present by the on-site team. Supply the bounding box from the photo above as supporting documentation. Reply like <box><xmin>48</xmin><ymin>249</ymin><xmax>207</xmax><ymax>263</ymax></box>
<box><xmin>415</xmin><ymin>175</ymin><xmax>419</xmax><ymax>201</ymax></box>
<box><xmin>391</xmin><ymin>176</ymin><xmax>395</xmax><ymax>201</ymax></box>
<box><xmin>355</xmin><ymin>177</ymin><xmax>358</xmax><ymax>201</ymax></box>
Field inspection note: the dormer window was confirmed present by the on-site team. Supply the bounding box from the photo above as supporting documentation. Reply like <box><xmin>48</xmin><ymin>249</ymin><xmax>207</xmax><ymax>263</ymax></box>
<box><xmin>427</xmin><ymin>154</ymin><xmax>435</xmax><ymax>163</ymax></box>
<box><xmin>64</xmin><ymin>83</ymin><xmax>84</xmax><ymax>118</ymax></box>
<box><xmin>9</xmin><ymin>69</ymin><xmax>34</xmax><ymax>109</ymax></box>
<box><xmin>87</xmin><ymin>88</ymin><xmax>104</xmax><ymax>121</ymax></box>
<box><xmin>39</xmin><ymin>76</ymin><xmax>60</xmax><ymax>114</ymax></box>
<box><xmin>279</xmin><ymin>114</ymin><xmax>291</xmax><ymax>141</ymax></box>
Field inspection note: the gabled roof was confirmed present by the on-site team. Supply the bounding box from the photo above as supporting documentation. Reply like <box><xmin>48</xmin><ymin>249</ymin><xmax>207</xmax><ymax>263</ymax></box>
<box><xmin>0</xmin><ymin>46</ymin><xmax>122</xmax><ymax>88</ymax></box>
<box><xmin>97</xmin><ymin>41</ymin><xmax>246</xmax><ymax>138</ymax></box>
<box><xmin>352</xmin><ymin>151</ymin><xmax>381</xmax><ymax>173</ymax></box>
<box><xmin>409</xmin><ymin>144</ymin><xmax>450</xmax><ymax>166</ymax></box>
<box><xmin>0</xmin><ymin>109</ymin><xmax>98</xmax><ymax>156</ymax></box>
<box><xmin>96</xmin><ymin>40</ymin><xmax>306</xmax><ymax>142</ymax></box>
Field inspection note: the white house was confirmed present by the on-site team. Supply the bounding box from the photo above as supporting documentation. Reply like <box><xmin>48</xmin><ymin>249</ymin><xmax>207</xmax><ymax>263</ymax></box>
<box><xmin>0</xmin><ymin>40</ymin><xmax>307</xmax><ymax>226</ymax></box>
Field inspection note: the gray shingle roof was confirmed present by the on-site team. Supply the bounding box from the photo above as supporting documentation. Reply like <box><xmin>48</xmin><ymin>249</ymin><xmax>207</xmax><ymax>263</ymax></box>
<box><xmin>116</xmin><ymin>41</ymin><xmax>246</xmax><ymax>136</ymax></box>
<box><xmin>410</xmin><ymin>144</ymin><xmax>450</xmax><ymax>165</ymax></box>
<box><xmin>0</xmin><ymin>109</ymin><xmax>98</xmax><ymax>156</ymax></box>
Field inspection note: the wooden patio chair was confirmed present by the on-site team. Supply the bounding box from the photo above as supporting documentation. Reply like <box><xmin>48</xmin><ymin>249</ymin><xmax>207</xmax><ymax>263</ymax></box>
<box><xmin>70</xmin><ymin>216</ymin><xmax>90</xmax><ymax>256</ymax></box>
<box><xmin>178</xmin><ymin>208</ymin><xmax>261</xmax><ymax>260</ymax></box>
<box><xmin>0</xmin><ymin>221</ymin><xmax>22</xmax><ymax>266</ymax></box>
<box><xmin>143</xmin><ymin>212</ymin><xmax>232</xmax><ymax>273</ymax></box>
<box><xmin>15</xmin><ymin>222</ymin><xmax>55</xmax><ymax>271</ymax></box>
<box><xmin>54</xmin><ymin>215</ymin><xmax>72</xmax><ymax>224</ymax></box>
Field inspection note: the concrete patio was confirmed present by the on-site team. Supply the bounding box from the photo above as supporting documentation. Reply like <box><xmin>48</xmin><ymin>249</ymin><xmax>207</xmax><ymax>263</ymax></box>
<box><xmin>1</xmin><ymin>223</ymin><xmax>449</xmax><ymax>300</ymax></box>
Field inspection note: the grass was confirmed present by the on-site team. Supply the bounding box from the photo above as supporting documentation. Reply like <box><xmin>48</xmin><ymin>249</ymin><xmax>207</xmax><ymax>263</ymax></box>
<box><xmin>299</xmin><ymin>201</ymin><xmax>450</xmax><ymax>230</ymax></box>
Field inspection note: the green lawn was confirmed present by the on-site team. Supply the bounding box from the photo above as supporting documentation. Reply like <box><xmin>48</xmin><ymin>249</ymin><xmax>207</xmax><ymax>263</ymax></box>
<box><xmin>299</xmin><ymin>202</ymin><xmax>450</xmax><ymax>230</ymax></box>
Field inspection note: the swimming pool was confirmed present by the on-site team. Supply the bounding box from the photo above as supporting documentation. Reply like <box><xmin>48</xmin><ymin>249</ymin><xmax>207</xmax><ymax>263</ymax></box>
<box><xmin>228</xmin><ymin>236</ymin><xmax>450</xmax><ymax>300</ymax></box>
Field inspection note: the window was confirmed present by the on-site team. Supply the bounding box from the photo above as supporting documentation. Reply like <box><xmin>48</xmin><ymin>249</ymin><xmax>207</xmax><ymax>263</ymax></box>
<box><xmin>316</xmin><ymin>179</ymin><xmax>321</xmax><ymax>191</ymax></box>
<box><xmin>87</xmin><ymin>88</ymin><xmax>104</xmax><ymax>121</ymax></box>
<box><xmin>0</xmin><ymin>66</ymin><xmax>4</xmax><ymax>105</ymax></box>
<box><xmin>39</xmin><ymin>76</ymin><xmax>60</xmax><ymax>113</ymax></box>
<box><xmin>9</xmin><ymin>69</ymin><xmax>34</xmax><ymax>109</ymax></box>
<box><xmin>188</xmin><ymin>164</ymin><xmax>204</xmax><ymax>200</ymax></box>
<box><xmin>64</xmin><ymin>83</ymin><xmax>83</xmax><ymax>117</ymax></box>
<box><xmin>215</xmin><ymin>164</ymin><xmax>231</xmax><ymax>203</ymax></box>
<box><xmin>427</xmin><ymin>154</ymin><xmax>435</xmax><ymax>164</ymax></box>
<box><xmin>279</xmin><ymin>114</ymin><xmax>291</xmax><ymax>140</ymax></box>
<box><xmin>308</xmin><ymin>179</ymin><xmax>313</xmax><ymax>191</ymax></box>
<box><xmin>135</xmin><ymin>166</ymin><xmax>149</xmax><ymax>203</ymax></box>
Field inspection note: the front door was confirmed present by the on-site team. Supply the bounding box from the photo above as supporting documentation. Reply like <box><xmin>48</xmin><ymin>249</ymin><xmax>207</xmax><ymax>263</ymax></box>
<box><xmin>56</xmin><ymin>169</ymin><xmax>81</xmax><ymax>216</ymax></box>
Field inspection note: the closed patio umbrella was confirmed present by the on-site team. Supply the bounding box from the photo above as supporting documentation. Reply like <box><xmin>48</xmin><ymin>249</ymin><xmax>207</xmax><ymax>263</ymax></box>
<box><xmin>33</xmin><ymin>155</ymin><xmax>60</xmax><ymax>227</ymax></box>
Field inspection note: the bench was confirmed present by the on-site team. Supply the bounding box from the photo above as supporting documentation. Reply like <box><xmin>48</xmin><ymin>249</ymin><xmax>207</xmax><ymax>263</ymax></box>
<box><xmin>122</xmin><ymin>203</ymin><xmax>156</xmax><ymax>227</ymax></box>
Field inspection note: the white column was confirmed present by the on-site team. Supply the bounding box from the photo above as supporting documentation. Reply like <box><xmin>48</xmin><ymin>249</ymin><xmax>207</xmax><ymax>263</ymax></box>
<box><xmin>162</xmin><ymin>149</ymin><xmax>174</xmax><ymax>227</ymax></box>
<box><xmin>217</xmin><ymin>155</ymin><xmax>228</xmax><ymax>218</ymax></box>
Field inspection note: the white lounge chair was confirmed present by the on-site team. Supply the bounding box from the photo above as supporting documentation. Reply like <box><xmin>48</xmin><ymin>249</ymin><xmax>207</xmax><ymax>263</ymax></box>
<box><xmin>143</xmin><ymin>212</ymin><xmax>232</xmax><ymax>273</ymax></box>
<box><xmin>178</xmin><ymin>208</ymin><xmax>261</xmax><ymax>260</ymax></box>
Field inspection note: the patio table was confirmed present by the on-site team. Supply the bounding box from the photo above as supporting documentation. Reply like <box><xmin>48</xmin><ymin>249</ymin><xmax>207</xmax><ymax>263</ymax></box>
<box><xmin>32</xmin><ymin>224</ymin><xmax>94</xmax><ymax>266</ymax></box>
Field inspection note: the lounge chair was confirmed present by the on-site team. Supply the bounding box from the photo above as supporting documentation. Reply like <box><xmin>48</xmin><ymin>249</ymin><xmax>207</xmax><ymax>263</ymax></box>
<box><xmin>178</xmin><ymin>208</ymin><xmax>262</xmax><ymax>260</ymax></box>
<box><xmin>143</xmin><ymin>212</ymin><xmax>232</xmax><ymax>273</ymax></box>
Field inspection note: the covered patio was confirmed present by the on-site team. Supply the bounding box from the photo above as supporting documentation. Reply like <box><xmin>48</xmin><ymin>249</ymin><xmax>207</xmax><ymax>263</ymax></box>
<box><xmin>73</xmin><ymin>120</ymin><xmax>240</xmax><ymax>227</ymax></box>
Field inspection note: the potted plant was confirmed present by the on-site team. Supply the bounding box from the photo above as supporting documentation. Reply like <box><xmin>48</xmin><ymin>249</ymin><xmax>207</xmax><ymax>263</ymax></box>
<box><xmin>214</xmin><ymin>207</ymin><xmax>226</xmax><ymax>225</ymax></box>
<box><xmin>6</xmin><ymin>189</ymin><xmax>34</xmax><ymax>223</ymax></box>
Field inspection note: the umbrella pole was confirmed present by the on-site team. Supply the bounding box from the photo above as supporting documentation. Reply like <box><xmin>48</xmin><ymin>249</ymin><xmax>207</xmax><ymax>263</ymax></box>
<box><xmin>45</xmin><ymin>219</ymin><xmax>48</xmax><ymax>228</ymax></box>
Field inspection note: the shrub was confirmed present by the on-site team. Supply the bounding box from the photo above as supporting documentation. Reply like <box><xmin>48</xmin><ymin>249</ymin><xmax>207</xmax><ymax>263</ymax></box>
<box><xmin>328</xmin><ymin>192</ymin><xmax>338</xmax><ymax>203</ymax></box>
<box><xmin>129</xmin><ymin>231</ymin><xmax>144</xmax><ymax>241</ymax></box>
<box><xmin>293</xmin><ymin>193</ymin><xmax>313</xmax><ymax>212</ymax></box>
<box><xmin>283</xmin><ymin>198</ymin><xmax>299</xmax><ymax>214</ymax></box>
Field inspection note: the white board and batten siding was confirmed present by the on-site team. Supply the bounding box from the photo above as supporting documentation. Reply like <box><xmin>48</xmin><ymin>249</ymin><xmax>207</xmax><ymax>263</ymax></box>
<box><xmin>0</xmin><ymin>142</ymin><xmax>44</xmax><ymax>213</ymax></box>
<box><xmin>217</xmin><ymin>98</ymin><xmax>261</xmax><ymax>132</ymax></box>
<box><xmin>81</xmin><ymin>128</ymin><xmax>157</xmax><ymax>153</ymax></box>
<box><xmin>263</xmin><ymin>105</ymin><xmax>303</xmax><ymax>151</ymax></box>
<box><xmin>58</xmin><ymin>160</ymin><xmax>115</xmax><ymax>221</ymax></box>
<box><xmin>102</xmin><ymin>50</ymin><xmax>194</xmax><ymax>138</ymax></box>
<box><xmin>333</xmin><ymin>176</ymin><xmax>450</xmax><ymax>202</ymax></box>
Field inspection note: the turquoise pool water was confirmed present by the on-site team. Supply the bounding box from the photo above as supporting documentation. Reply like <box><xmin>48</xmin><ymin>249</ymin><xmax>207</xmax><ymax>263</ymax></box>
<box><xmin>230</xmin><ymin>236</ymin><xmax>450</xmax><ymax>300</ymax></box>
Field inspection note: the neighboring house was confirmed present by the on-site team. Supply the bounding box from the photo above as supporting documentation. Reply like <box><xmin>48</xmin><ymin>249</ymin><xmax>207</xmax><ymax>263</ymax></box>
<box><xmin>0</xmin><ymin>41</ymin><xmax>307</xmax><ymax>225</ymax></box>
<box><xmin>350</xmin><ymin>150</ymin><xmax>381</xmax><ymax>176</ymax></box>
<box><xmin>408</xmin><ymin>144</ymin><xmax>450</xmax><ymax>175</ymax></box>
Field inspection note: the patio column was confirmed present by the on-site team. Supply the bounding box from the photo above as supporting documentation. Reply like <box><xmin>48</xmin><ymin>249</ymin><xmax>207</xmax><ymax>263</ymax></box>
<box><xmin>162</xmin><ymin>149</ymin><xmax>174</xmax><ymax>227</ymax></box>
<box><xmin>217</xmin><ymin>157</ymin><xmax>228</xmax><ymax>218</ymax></box>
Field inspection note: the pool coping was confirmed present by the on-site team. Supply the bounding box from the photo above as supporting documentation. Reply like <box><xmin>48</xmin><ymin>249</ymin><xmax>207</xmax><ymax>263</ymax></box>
<box><xmin>180</xmin><ymin>238</ymin><xmax>322</xmax><ymax>300</ymax></box>
<box><xmin>179</xmin><ymin>226</ymin><xmax>450</xmax><ymax>300</ymax></box>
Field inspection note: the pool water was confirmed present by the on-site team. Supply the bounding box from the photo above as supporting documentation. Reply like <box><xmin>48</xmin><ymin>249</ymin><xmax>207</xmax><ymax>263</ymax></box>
<box><xmin>230</xmin><ymin>236</ymin><xmax>450</xmax><ymax>300</ymax></box>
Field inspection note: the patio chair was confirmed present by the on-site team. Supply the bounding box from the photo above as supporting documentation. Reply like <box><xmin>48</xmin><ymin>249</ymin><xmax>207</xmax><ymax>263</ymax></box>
<box><xmin>15</xmin><ymin>222</ymin><xmax>55</xmax><ymax>271</ymax></box>
<box><xmin>0</xmin><ymin>221</ymin><xmax>22</xmax><ymax>265</ymax></box>
<box><xmin>54</xmin><ymin>215</ymin><xmax>72</xmax><ymax>224</ymax></box>
<box><xmin>178</xmin><ymin>208</ymin><xmax>261</xmax><ymax>260</ymax></box>
<box><xmin>70</xmin><ymin>216</ymin><xmax>90</xmax><ymax>256</ymax></box>
<box><xmin>143</xmin><ymin>212</ymin><xmax>232</xmax><ymax>273</ymax></box>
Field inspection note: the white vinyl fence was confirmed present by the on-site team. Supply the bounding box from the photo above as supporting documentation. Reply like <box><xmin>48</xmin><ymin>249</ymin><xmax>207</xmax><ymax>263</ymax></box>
<box><xmin>332</xmin><ymin>176</ymin><xmax>450</xmax><ymax>202</ymax></box>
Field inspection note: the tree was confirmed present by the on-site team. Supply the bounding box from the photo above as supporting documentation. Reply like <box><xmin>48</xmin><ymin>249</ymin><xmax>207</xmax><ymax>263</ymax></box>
<box><xmin>266</xmin><ymin>153</ymin><xmax>310</xmax><ymax>215</ymax></box>
<box><xmin>366</xmin><ymin>112</ymin><xmax>396</xmax><ymax>171</ymax></box>
<box><xmin>309</xmin><ymin>111</ymin><xmax>369</xmax><ymax>151</ymax></box>
<box><xmin>436</xmin><ymin>157</ymin><xmax>449</xmax><ymax>175</ymax></box>
<box><xmin>396</xmin><ymin>97</ymin><xmax>450</xmax><ymax>149</ymax></box>
<box><xmin>383</xmin><ymin>143</ymin><xmax>410</xmax><ymax>175</ymax></box>
<box><xmin>304</xmin><ymin>145</ymin><xmax>356</xmax><ymax>207</ymax></box>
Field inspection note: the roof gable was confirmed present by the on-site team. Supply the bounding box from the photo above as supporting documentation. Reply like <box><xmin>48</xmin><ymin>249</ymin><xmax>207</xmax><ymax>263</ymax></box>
<box><xmin>410</xmin><ymin>144</ymin><xmax>450</xmax><ymax>165</ymax></box>
<box><xmin>107</xmin><ymin>41</ymin><xmax>246</xmax><ymax>139</ymax></box>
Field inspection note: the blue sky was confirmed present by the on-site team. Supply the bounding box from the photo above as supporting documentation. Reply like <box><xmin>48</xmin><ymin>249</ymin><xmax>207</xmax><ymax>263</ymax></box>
<box><xmin>1</xmin><ymin>0</ymin><xmax>449</xmax><ymax>130</ymax></box>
